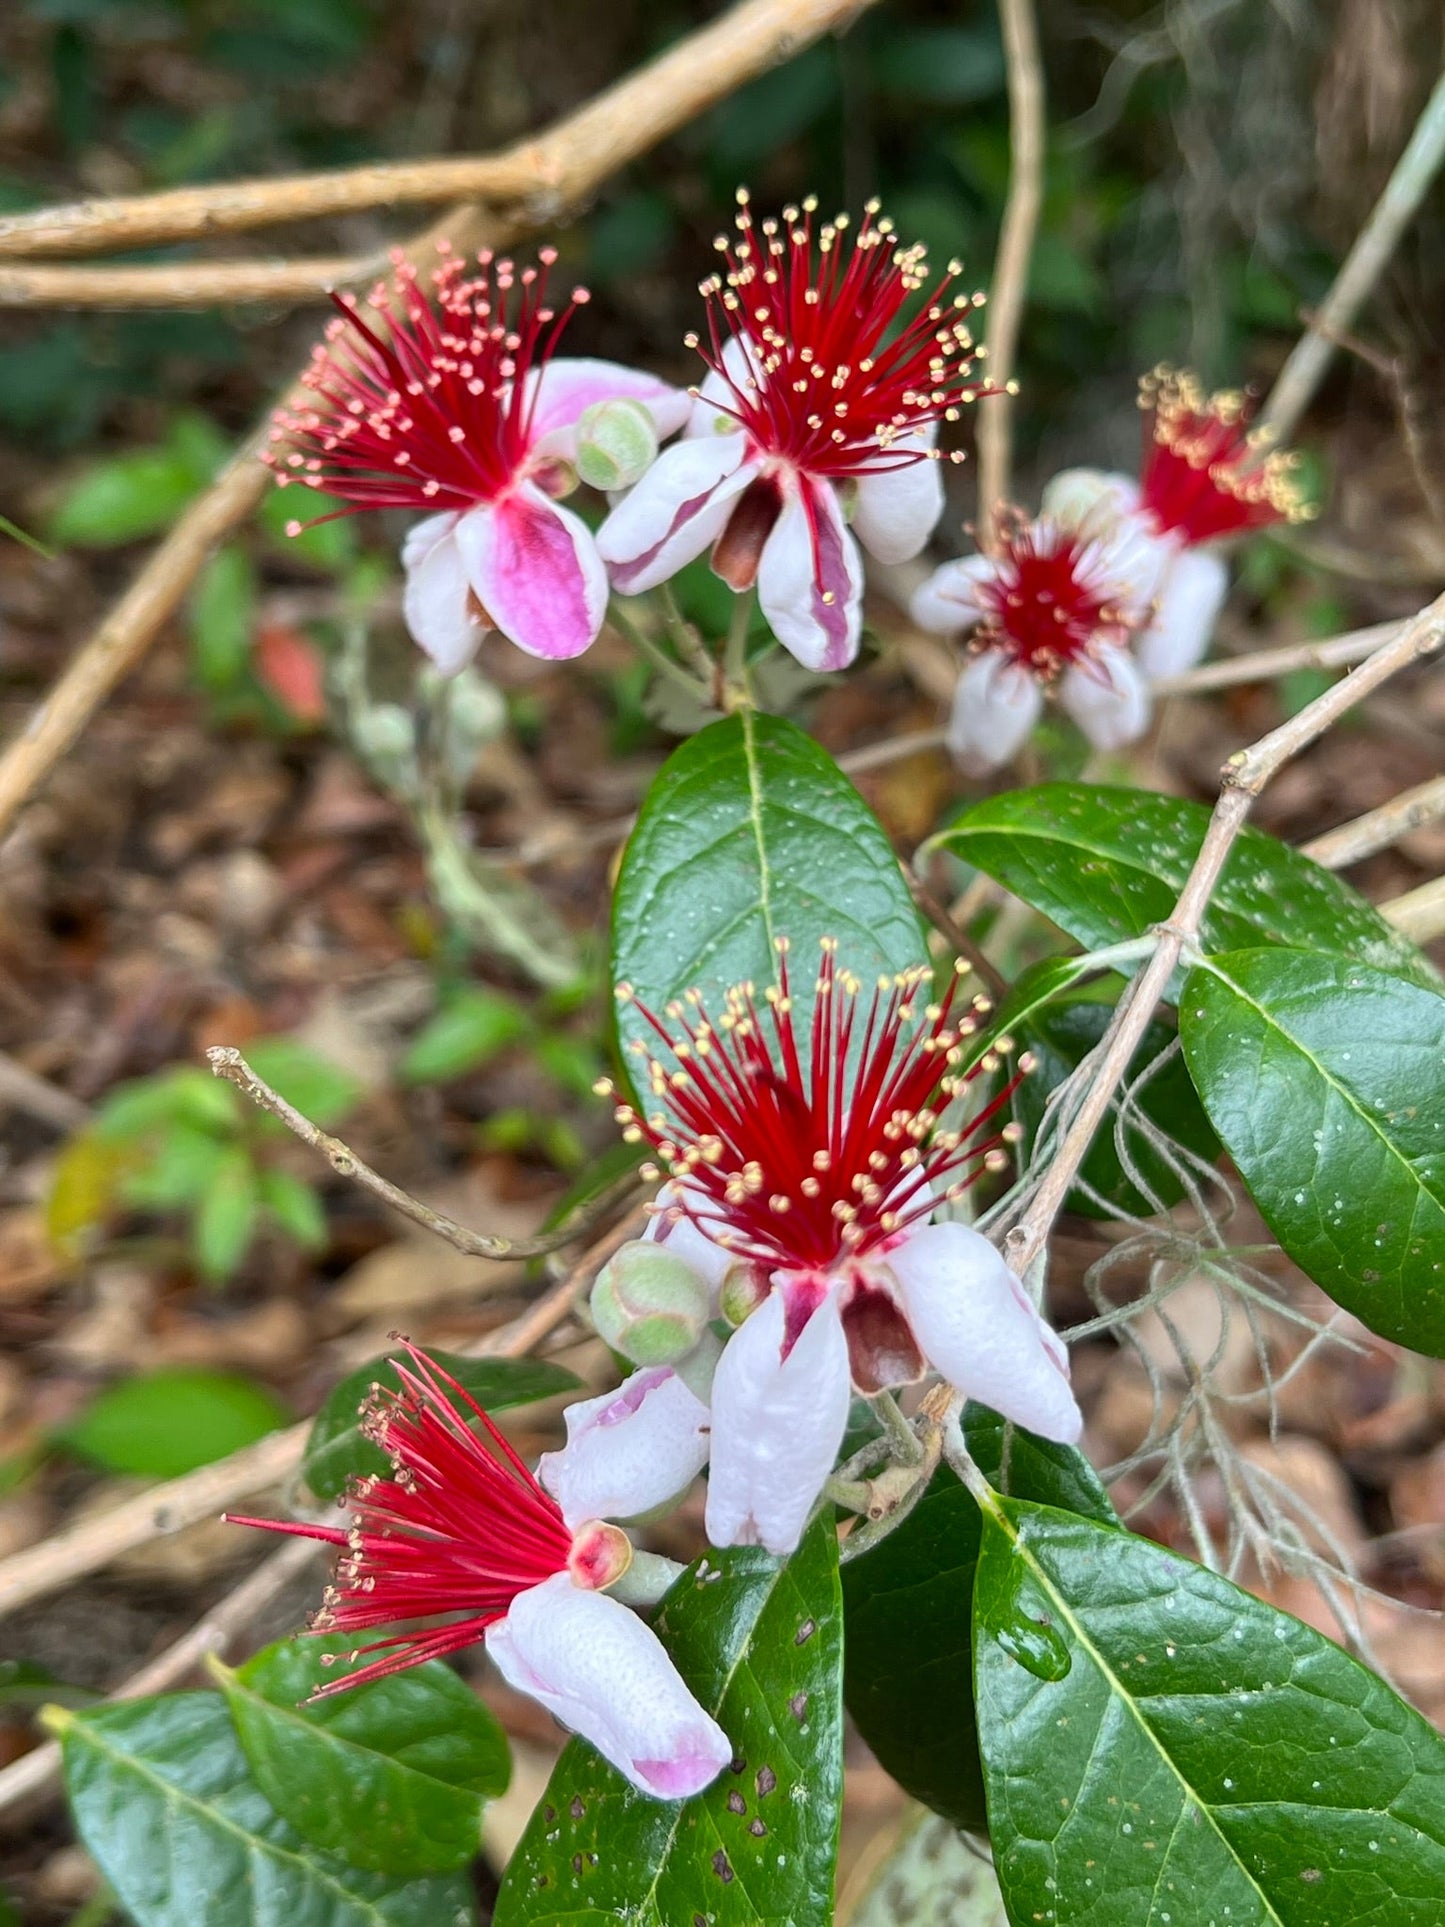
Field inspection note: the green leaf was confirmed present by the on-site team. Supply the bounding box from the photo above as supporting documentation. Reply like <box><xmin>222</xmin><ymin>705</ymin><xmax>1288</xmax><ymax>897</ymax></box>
<box><xmin>220</xmin><ymin>1640</ymin><xmax>508</xmax><ymax>1876</ymax></box>
<box><xmin>51</xmin><ymin>448</ymin><xmax>202</xmax><ymax>548</ymax></box>
<box><xmin>612</xmin><ymin>710</ymin><xmax>924</xmax><ymax>1078</ymax></box>
<box><xmin>57</xmin><ymin>1694</ymin><xmax>477</xmax><ymax>1926</ymax></box>
<box><xmin>873</xmin><ymin>22</ymin><xmax>1004</xmax><ymax>103</ymax></box>
<box><xmin>1011</xmin><ymin>999</ymin><xmax>1221</xmax><ymax>1218</ymax></box>
<box><xmin>191</xmin><ymin>545</ymin><xmax>256</xmax><ymax>693</ymax></box>
<box><xmin>400</xmin><ymin>988</ymin><xmax>528</xmax><ymax>1084</ymax></box>
<box><xmin>257</xmin><ymin>1168</ymin><xmax>328</xmax><ymax>1248</ymax></box>
<box><xmin>1180</xmin><ymin>948</ymin><xmax>1445</xmax><ymax>1354</ymax></box>
<box><xmin>243</xmin><ymin>1039</ymin><xmax>361</xmax><ymax>1129</ymax></box>
<box><xmin>975</xmin><ymin>1497</ymin><xmax>1445</xmax><ymax>1926</ymax></box>
<box><xmin>121</xmin><ymin>1122</ymin><xmax>230</xmax><ymax>1210</ymax></box>
<box><xmin>931</xmin><ymin>784</ymin><xmax>1435</xmax><ymax>992</ymax></box>
<box><xmin>301</xmin><ymin>1349</ymin><xmax>580</xmax><ymax>1505</ymax></box>
<box><xmin>97</xmin><ymin>1066</ymin><xmax>240</xmax><ymax>1142</ymax></box>
<box><xmin>259</xmin><ymin>484</ymin><xmax>358</xmax><ymax>570</ymax></box>
<box><xmin>58</xmin><ymin>1368</ymin><xmax>288</xmax><ymax>1479</ymax></box>
<box><xmin>193</xmin><ymin>1144</ymin><xmax>260</xmax><ymax>1281</ymax></box>
<box><xmin>495</xmin><ymin>1517</ymin><xmax>844</xmax><ymax>1927</ymax></box>
<box><xmin>842</xmin><ymin>1408</ymin><xmax>1114</xmax><ymax>1832</ymax></box>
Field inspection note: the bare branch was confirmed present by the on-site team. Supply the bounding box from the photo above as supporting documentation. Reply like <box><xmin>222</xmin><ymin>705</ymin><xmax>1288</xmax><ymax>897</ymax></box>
<box><xmin>1151</xmin><ymin>619</ymin><xmax>1401</xmax><ymax>695</ymax></box>
<box><xmin>0</xmin><ymin>256</ymin><xmax>366</xmax><ymax>310</ymax></box>
<box><xmin>1381</xmin><ymin>874</ymin><xmax>1445</xmax><ymax>945</ymax></box>
<box><xmin>1302</xmin><ymin>774</ymin><xmax>1445</xmax><ymax>870</ymax></box>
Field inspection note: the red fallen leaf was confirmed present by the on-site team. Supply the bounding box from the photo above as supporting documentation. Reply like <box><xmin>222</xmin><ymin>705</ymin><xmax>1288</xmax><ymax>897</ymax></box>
<box><xmin>255</xmin><ymin>622</ymin><xmax>327</xmax><ymax>723</ymax></box>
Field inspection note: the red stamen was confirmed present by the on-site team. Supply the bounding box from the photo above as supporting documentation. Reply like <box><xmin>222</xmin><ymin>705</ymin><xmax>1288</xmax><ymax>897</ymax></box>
<box><xmin>971</xmin><ymin>509</ymin><xmax>1139</xmax><ymax>679</ymax></box>
<box><xmin>688</xmin><ymin>191</ymin><xmax>994</xmax><ymax>484</ymax></box>
<box><xmin>1138</xmin><ymin>366</ymin><xmax>1310</xmax><ymax>545</ymax></box>
<box><xmin>226</xmin><ymin>1340</ymin><xmax>574</xmax><ymax>1695</ymax></box>
<box><xmin>265</xmin><ymin>244</ymin><xmax>589</xmax><ymax>524</ymax></box>
<box><xmin>605</xmin><ymin>942</ymin><xmax>1022</xmax><ymax>1276</ymax></box>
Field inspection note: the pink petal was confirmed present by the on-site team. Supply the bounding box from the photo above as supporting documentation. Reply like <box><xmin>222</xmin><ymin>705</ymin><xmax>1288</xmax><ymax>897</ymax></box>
<box><xmin>851</xmin><ymin>430</ymin><xmax>944</xmax><ymax>564</ymax></box>
<box><xmin>400</xmin><ymin>512</ymin><xmax>482</xmax><ymax>675</ymax></box>
<box><xmin>1060</xmin><ymin>644</ymin><xmax>1152</xmax><ymax>751</ymax></box>
<box><xmin>910</xmin><ymin>554</ymin><xmax>998</xmax><ymax>635</ymax></box>
<box><xmin>526</xmin><ymin>357</ymin><xmax>692</xmax><ymax>461</ymax></box>
<box><xmin>889</xmin><ymin>1221</ymin><xmax>1082</xmax><ymax>1444</ymax></box>
<box><xmin>1137</xmin><ymin>545</ymin><xmax>1228</xmax><ymax>678</ymax></box>
<box><xmin>454</xmin><ymin>487</ymin><xmax>607</xmax><ymax>661</ymax></box>
<box><xmin>946</xmin><ymin>650</ymin><xmax>1044</xmax><ymax>774</ymax></box>
<box><xmin>596</xmin><ymin>434</ymin><xmax>754</xmax><ymax>594</ymax></box>
<box><xmin>486</xmin><ymin>1574</ymin><xmax>731</xmax><ymax>1799</ymax></box>
<box><xmin>537</xmin><ymin>1367</ymin><xmax>711</xmax><ymax>1529</ymax></box>
<box><xmin>756</xmin><ymin>476</ymin><xmax>863</xmax><ymax>672</ymax></box>
<box><xmin>704</xmin><ymin>1286</ymin><xmax>852</xmax><ymax>1555</ymax></box>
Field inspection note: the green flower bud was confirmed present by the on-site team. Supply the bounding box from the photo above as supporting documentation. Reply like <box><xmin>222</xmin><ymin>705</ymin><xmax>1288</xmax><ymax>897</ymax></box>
<box><xmin>444</xmin><ymin>669</ymin><xmax>506</xmax><ymax>784</ymax></box>
<box><xmin>590</xmin><ymin>1239</ymin><xmax>711</xmax><ymax>1366</ymax></box>
<box><xmin>719</xmin><ymin>1259</ymin><xmax>771</xmax><ymax>1330</ymax></box>
<box><xmin>575</xmin><ymin>397</ymin><xmax>658</xmax><ymax>492</ymax></box>
<box><xmin>353</xmin><ymin>702</ymin><xmax>416</xmax><ymax>785</ymax></box>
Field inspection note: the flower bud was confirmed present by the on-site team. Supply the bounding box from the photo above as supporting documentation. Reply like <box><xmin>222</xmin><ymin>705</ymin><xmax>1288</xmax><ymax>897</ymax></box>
<box><xmin>567</xmin><ymin>1518</ymin><xmax>634</xmax><ymax>1591</ymax></box>
<box><xmin>576</xmin><ymin>397</ymin><xmax>659</xmax><ymax>492</ymax></box>
<box><xmin>353</xmin><ymin>702</ymin><xmax>416</xmax><ymax>786</ymax></box>
<box><xmin>1039</xmin><ymin>466</ymin><xmax>1137</xmax><ymax>532</ymax></box>
<box><xmin>719</xmin><ymin>1259</ymin><xmax>772</xmax><ymax>1330</ymax></box>
<box><xmin>444</xmin><ymin>668</ymin><xmax>506</xmax><ymax>784</ymax></box>
<box><xmin>590</xmin><ymin>1240</ymin><xmax>711</xmax><ymax>1366</ymax></box>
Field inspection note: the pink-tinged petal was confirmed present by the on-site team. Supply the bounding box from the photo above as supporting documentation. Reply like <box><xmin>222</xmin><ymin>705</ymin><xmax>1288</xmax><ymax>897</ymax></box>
<box><xmin>704</xmin><ymin>1287</ymin><xmax>851</xmax><ymax>1555</ymax></box>
<box><xmin>1040</xmin><ymin>467</ymin><xmax>1142</xmax><ymax>530</ymax></box>
<box><xmin>910</xmin><ymin>554</ymin><xmax>997</xmax><ymax>635</ymax></box>
<box><xmin>526</xmin><ymin>357</ymin><xmax>692</xmax><ymax>461</ymax></box>
<box><xmin>851</xmin><ymin>429</ymin><xmax>943</xmax><ymax>563</ymax></box>
<box><xmin>1136</xmin><ymin>545</ymin><xmax>1228</xmax><ymax>678</ymax></box>
<box><xmin>946</xmin><ymin>650</ymin><xmax>1044</xmax><ymax>775</ymax></box>
<box><xmin>596</xmin><ymin>435</ymin><xmax>754</xmax><ymax>594</ymax></box>
<box><xmin>400</xmin><ymin>512</ymin><xmax>482</xmax><ymax>675</ymax></box>
<box><xmin>537</xmin><ymin>1367</ymin><xmax>711</xmax><ymax>1529</ymax></box>
<box><xmin>453</xmin><ymin>487</ymin><xmax>607</xmax><ymax>661</ymax></box>
<box><xmin>1060</xmin><ymin>644</ymin><xmax>1152</xmax><ymax>751</ymax></box>
<box><xmin>486</xmin><ymin>1573</ymin><xmax>730</xmax><ymax>1799</ymax></box>
<box><xmin>643</xmin><ymin>1182</ymin><xmax>733</xmax><ymax>1295</ymax></box>
<box><xmin>755</xmin><ymin>477</ymin><xmax>863</xmax><ymax>672</ymax></box>
<box><xmin>889</xmin><ymin>1221</ymin><xmax>1082</xmax><ymax>1444</ymax></box>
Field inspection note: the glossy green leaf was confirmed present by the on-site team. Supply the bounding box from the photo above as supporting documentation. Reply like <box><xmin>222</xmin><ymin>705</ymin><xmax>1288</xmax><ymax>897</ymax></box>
<box><xmin>495</xmin><ymin>1516</ymin><xmax>844</xmax><ymax>1926</ymax></box>
<box><xmin>58</xmin><ymin>1368</ymin><xmax>287</xmax><ymax>1479</ymax></box>
<box><xmin>193</xmin><ymin>1143</ymin><xmax>260</xmax><ymax>1281</ymax></box>
<box><xmin>56</xmin><ymin>1694</ymin><xmax>477</xmax><ymax>1926</ymax></box>
<box><xmin>932</xmin><ymin>784</ymin><xmax>1435</xmax><ymax>991</ymax></box>
<box><xmin>301</xmin><ymin>1348</ymin><xmax>579</xmax><ymax>1504</ymax></box>
<box><xmin>612</xmin><ymin>710</ymin><xmax>924</xmax><ymax>1076</ymax></box>
<box><xmin>1180</xmin><ymin>948</ymin><xmax>1445</xmax><ymax>1355</ymax></box>
<box><xmin>220</xmin><ymin>1640</ymin><xmax>508</xmax><ymax>1875</ymax></box>
<box><xmin>842</xmin><ymin>1408</ymin><xmax>1114</xmax><ymax>1833</ymax></box>
<box><xmin>975</xmin><ymin>1497</ymin><xmax>1445</xmax><ymax>1926</ymax></box>
<box><xmin>400</xmin><ymin>989</ymin><xmax>528</xmax><ymax>1084</ymax></box>
<box><xmin>244</xmin><ymin>1038</ymin><xmax>361</xmax><ymax>1129</ymax></box>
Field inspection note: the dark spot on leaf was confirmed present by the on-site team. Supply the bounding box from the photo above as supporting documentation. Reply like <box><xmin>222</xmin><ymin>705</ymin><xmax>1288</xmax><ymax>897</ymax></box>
<box><xmin>729</xmin><ymin>1752</ymin><xmax>747</xmax><ymax>1774</ymax></box>
<box><xmin>756</xmin><ymin>1765</ymin><xmax>777</xmax><ymax>1797</ymax></box>
<box><xmin>726</xmin><ymin>1790</ymin><xmax>746</xmax><ymax>1815</ymax></box>
<box><xmin>694</xmin><ymin>1916</ymin><xmax>708</xmax><ymax>1926</ymax></box>
<box><xmin>713</xmin><ymin>1849</ymin><xmax>735</xmax><ymax>1884</ymax></box>
<box><xmin>748</xmin><ymin>1818</ymin><xmax>768</xmax><ymax>1837</ymax></box>
<box><xmin>572</xmin><ymin>1854</ymin><xmax>583</xmax><ymax>1875</ymax></box>
<box><xmin>569</xmin><ymin>1795</ymin><xmax>586</xmax><ymax>1819</ymax></box>
<box><xmin>789</xmin><ymin>1691</ymin><xmax>809</xmax><ymax>1720</ymax></box>
<box><xmin>535</xmin><ymin>1875</ymin><xmax>549</xmax><ymax>1888</ymax></box>
<box><xmin>543</xmin><ymin>1805</ymin><xmax>556</xmax><ymax>1823</ymax></box>
<box><xmin>794</xmin><ymin>1617</ymin><xmax>816</xmax><ymax>1645</ymax></box>
<box><xmin>1301</xmin><ymin>1869</ymin><xmax>1322</xmax><ymax>1883</ymax></box>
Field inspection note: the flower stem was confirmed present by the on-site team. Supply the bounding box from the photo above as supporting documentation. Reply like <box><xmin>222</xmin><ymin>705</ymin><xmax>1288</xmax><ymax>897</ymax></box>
<box><xmin>610</xmin><ymin>598</ymin><xmax>712</xmax><ymax>702</ymax></box>
<box><xmin>870</xmin><ymin>1389</ymin><xmax>924</xmax><ymax>1465</ymax></box>
<box><xmin>720</xmin><ymin>589</ymin><xmax>756</xmax><ymax>710</ymax></box>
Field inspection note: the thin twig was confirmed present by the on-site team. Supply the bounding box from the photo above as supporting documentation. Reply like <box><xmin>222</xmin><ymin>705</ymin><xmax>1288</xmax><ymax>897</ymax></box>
<box><xmin>907</xmin><ymin>874</ymin><xmax>1007</xmax><ymax>997</ymax></box>
<box><xmin>1258</xmin><ymin>66</ymin><xmax>1445</xmax><ymax>444</ymax></box>
<box><xmin>1004</xmin><ymin>589</ymin><xmax>1445</xmax><ymax>1278</ymax></box>
<box><xmin>1301</xmin><ymin>774</ymin><xmax>1445</xmax><ymax>869</ymax></box>
<box><xmin>0</xmin><ymin>257</ymin><xmax>365</xmax><ymax>310</ymax></box>
<box><xmin>0</xmin><ymin>1208</ymin><xmax>640</xmax><ymax>1619</ymax></box>
<box><xmin>0</xmin><ymin>0</ymin><xmax>879</xmax><ymax>844</ymax></box>
<box><xmin>1150</xmin><ymin>619</ymin><xmax>1401</xmax><ymax>695</ymax></box>
<box><xmin>974</xmin><ymin>0</ymin><xmax>1045</xmax><ymax>538</ymax></box>
<box><xmin>1381</xmin><ymin>875</ymin><xmax>1445</xmax><ymax>945</ymax></box>
<box><xmin>207</xmin><ymin>1046</ymin><xmax>637</xmax><ymax>1258</ymax></box>
<box><xmin>0</xmin><ymin>1050</ymin><xmax>90</xmax><ymax>1132</ymax></box>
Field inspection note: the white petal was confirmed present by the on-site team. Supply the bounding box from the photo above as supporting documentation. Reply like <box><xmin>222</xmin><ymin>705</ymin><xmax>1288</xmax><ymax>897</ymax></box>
<box><xmin>453</xmin><ymin>489</ymin><xmax>608</xmax><ymax>661</ymax></box>
<box><xmin>685</xmin><ymin>336</ymin><xmax>758</xmax><ymax>439</ymax></box>
<box><xmin>910</xmin><ymin>554</ymin><xmax>997</xmax><ymax>635</ymax></box>
<box><xmin>400</xmin><ymin>513</ymin><xmax>482</xmax><ymax>675</ymax></box>
<box><xmin>643</xmin><ymin>1182</ymin><xmax>733</xmax><ymax>1294</ymax></box>
<box><xmin>525</xmin><ymin>357</ymin><xmax>692</xmax><ymax>461</ymax></box>
<box><xmin>755</xmin><ymin>477</ymin><xmax>863</xmax><ymax>672</ymax></box>
<box><xmin>1137</xmin><ymin>545</ymin><xmax>1229</xmax><ymax>678</ymax></box>
<box><xmin>946</xmin><ymin>650</ymin><xmax>1044</xmax><ymax>775</ymax></box>
<box><xmin>851</xmin><ymin>429</ymin><xmax>943</xmax><ymax>564</ymax></box>
<box><xmin>537</xmin><ymin>1367</ymin><xmax>711</xmax><ymax>1529</ymax></box>
<box><xmin>704</xmin><ymin>1288</ymin><xmax>851</xmax><ymax>1555</ymax></box>
<box><xmin>596</xmin><ymin>435</ymin><xmax>754</xmax><ymax>594</ymax></box>
<box><xmin>890</xmin><ymin>1221</ymin><xmax>1082</xmax><ymax>1443</ymax></box>
<box><xmin>486</xmin><ymin>1574</ymin><xmax>730</xmax><ymax>1799</ymax></box>
<box><xmin>1060</xmin><ymin>644</ymin><xmax>1152</xmax><ymax>751</ymax></box>
<box><xmin>1040</xmin><ymin>467</ymin><xmax>1141</xmax><ymax>530</ymax></box>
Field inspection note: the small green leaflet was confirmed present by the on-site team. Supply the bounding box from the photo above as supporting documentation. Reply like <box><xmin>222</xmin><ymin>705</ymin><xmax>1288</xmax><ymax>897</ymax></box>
<box><xmin>494</xmin><ymin>1517</ymin><xmax>844</xmax><ymax>1926</ymax></box>
<box><xmin>58</xmin><ymin>1367</ymin><xmax>288</xmax><ymax>1480</ymax></box>
<box><xmin>975</xmin><ymin>1497</ymin><xmax>1445</xmax><ymax>1926</ymax></box>
<box><xmin>1180</xmin><ymin>949</ymin><xmax>1445</xmax><ymax>1355</ymax></box>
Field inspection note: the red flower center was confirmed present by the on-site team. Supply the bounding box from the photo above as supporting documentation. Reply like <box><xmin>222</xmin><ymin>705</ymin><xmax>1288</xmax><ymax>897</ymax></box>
<box><xmin>689</xmin><ymin>191</ymin><xmax>993</xmax><ymax>482</ymax></box>
<box><xmin>602</xmin><ymin>942</ymin><xmax>1023</xmax><ymax>1278</ymax></box>
<box><xmin>266</xmin><ymin>244</ymin><xmax>589</xmax><ymax>525</ymax></box>
<box><xmin>1138</xmin><ymin>366</ymin><xmax>1309</xmax><ymax>545</ymax></box>
<box><xmin>973</xmin><ymin>512</ymin><xmax>1134</xmax><ymax>678</ymax></box>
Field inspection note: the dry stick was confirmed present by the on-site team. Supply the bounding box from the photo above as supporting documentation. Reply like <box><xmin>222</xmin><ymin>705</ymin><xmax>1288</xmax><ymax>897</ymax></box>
<box><xmin>1151</xmin><ymin>619</ymin><xmax>1401</xmax><ymax>696</ymax></box>
<box><xmin>0</xmin><ymin>1536</ymin><xmax>318</xmax><ymax>1825</ymax></box>
<box><xmin>1003</xmin><ymin>589</ymin><xmax>1445</xmax><ymax>1279</ymax></box>
<box><xmin>1258</xmin><ymin>66</ymin><xmax>1445</xmax><ymax>445</ymax></box>
<box><xmin>1301</xmin><ymin>773</ymin><xmax>1445</xmax><ymax>870</ymax></box>
<box><xmin>0</xmin><ymin>1050</ymin><xmax>90</xmax><ymax>1132</ymax></box>
<box><xmin>0</xmin><ymin>0</ymin><xmax>880</xmax><ymax>844</ymax></box>
<box><xmin>0</xmin><ymin>256</ymin><xmax>366</xmax><ymax>309</ymax></box>
<box><xmin>0</xmin><ymin>1207</ymin><xmax>640</xmax><ymax>1621</ymax></box>
<box><xmin>0</xmin><ymin>0</ymin><xmax>872</xmax><ymax>263</ymax></box>
<box><xmin>973</xmin><ymin>0</ymin><xmax>1045</xmax><ymax>540</ymax></box>
<box><xmin>208</xmin><ymin>1045</ymin><xmax>635</xmax><ymax>1259</ymax></box>
<box><xmin>1380</xmin><ymin>874</ymin><xmax>1445</xmax><ymax>946</ymax></box>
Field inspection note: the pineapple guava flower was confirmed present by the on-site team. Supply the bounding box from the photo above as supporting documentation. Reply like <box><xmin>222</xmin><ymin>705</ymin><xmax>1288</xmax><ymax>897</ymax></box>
<box><xmin>227</xmin><ymin>1343</ymin><xmax>729</xmax><ymax>1800</ymax></box>
<box><xmin>566</xmin><ymin>943</ymin><xmax>1080</xmax><ymax>1557</ymax></box>
<box><xmin>597</xmin><ymin>192</ymin><xmax>992</xmax><ymax>673</ymax></box>
<box><xmin>1043</xmin><ymin>366</ymin><xmax>1312</xmax><ymax>678</ymax></box>
<box><xmin>267</xmin><ymin>245</ymin><xmax>688</xmax><ymax>672</ymax></box>
<box><xmin>911</xmin><ymin>507</ymin><xmax>1165</xmax><ymax>771</ymax></box>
